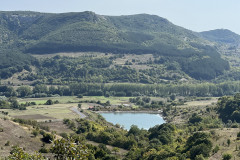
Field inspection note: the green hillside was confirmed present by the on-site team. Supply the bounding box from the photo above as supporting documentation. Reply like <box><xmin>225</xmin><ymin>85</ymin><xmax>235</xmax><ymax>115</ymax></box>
<box><xmin>0</xmin><ymin>11</ymin><xmax>230</xmax><ymax>80</ymax></box>
<box><xmin>200</xmin><ymin>29</ymin><xmax>240</xmax><ymax>45</ymax></box>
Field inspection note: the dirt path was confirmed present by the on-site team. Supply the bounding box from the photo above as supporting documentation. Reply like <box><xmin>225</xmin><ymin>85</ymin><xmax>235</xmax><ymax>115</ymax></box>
<box><xmin>70</xmin><ymin>106</ymin><xmax>87</xmax><ymax>118</ymax></box>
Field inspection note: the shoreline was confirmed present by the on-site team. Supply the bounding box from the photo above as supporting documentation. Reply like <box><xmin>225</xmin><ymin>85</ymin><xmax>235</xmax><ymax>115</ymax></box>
<box><xmin>95</xmin><ymin>110</ymin><xmax>168</xmax><ymax>122</ymax></box>
<box><xmin>96</xmin><ymin>110</ymin><xmax>162</xmax><ymax>114</ymax></box>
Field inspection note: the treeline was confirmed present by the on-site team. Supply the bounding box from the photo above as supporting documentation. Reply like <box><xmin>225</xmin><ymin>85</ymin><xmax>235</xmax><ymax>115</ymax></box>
<box><xmin>1</xmin><ymin>81</ymin><xmax>240</xmax><ymax>98</ymax></box>
<box><xmin>0</xmin><ymin>50</ymin><xmax>34</xmax><ymax>79</ymax></box>
<box><xmin>217</xmin><ymin>93</ymin><xmax>240</xmax><ymax>123</ymax></box>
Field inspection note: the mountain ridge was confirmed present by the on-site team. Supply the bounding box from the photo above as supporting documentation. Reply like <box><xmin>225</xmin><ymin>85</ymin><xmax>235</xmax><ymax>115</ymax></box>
<box><xmin>200</xmin><ymin>29</ymin><xmax>240</xmax><ymax>46</ymax></box>
<box><xmin>0</xmin><ymin>11</ymin><xmax>230</xmax><ymax>80</ymax></box>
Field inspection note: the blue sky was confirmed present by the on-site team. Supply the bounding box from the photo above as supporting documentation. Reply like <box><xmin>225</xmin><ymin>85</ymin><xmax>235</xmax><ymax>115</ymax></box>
<box><xmin>1</xmin><ymin>0</ymin><xmax>240</xmax><ymax>34</ymax></box>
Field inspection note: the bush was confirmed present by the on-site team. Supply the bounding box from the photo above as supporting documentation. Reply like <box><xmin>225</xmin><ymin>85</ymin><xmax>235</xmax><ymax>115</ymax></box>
<box><xmin>212</xmin><ymin>145</ymin><xmax>220</xmax><ymax>154</ymax></box>
<box><xmin>60</xmin><ymin>132</ymin><xmax>68</xmax><ymax>139</ymax></box>
<box><xmin>5</xmin><ymin>141</ymin><xmax>10</xmax><ymax>146</ymax></box>
<box><xmin>45</xmin><ymin>99</ymin><xmax>53</xmax><ymax>105</ymax></box>
<box><xmin>42</xmin><ymin>133</ymin><xmax>55</xmax><ymax>143</ymax></box>
<box><xmin>32</xmin><ymin>130</ymin><xmax>39</xmax><ymax>137</ymax></box>
<box><xmin>189</xmin><ymin>113</ymin><xmax>203</xmax><ymax>124</ymax></box>
<box><xmin>77</xmin><ymin>94</ymin><xmax>83</xmax><ymax>98</ymax></box>
<box><xmin>39</xmin><ymin>147</ymin><xmax>48</xmax><ymax>153</ymax></box>
<box><xmin>222</xmin><ymin>153</ymin><xmax>232</xmax><ymax>160</ymax></box>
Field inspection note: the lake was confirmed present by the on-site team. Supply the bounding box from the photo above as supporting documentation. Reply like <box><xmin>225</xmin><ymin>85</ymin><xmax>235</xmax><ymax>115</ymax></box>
<box><xmin>100</xmin><ymin>112</ymin><xmax>165</xmax><ymax>130</ymax></box>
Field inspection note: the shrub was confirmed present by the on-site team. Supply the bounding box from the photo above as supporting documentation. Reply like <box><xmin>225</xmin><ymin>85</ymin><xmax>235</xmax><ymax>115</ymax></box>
<box><xmin>45</xmin><ymin>99</ymin><xmax>53</xmax><ymax>105</ymax></box>
<box><xmin>222</xmin><ymin>153</ymin><xmax>232</xmax><ymax>160</ymax></box>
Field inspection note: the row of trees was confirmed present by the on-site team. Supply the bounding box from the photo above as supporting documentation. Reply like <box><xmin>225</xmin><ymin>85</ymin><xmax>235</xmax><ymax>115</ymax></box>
<box><xmin>1</xmin><ymin>81</ymin><xmax>240</xmax><ymax>98</ymax></box>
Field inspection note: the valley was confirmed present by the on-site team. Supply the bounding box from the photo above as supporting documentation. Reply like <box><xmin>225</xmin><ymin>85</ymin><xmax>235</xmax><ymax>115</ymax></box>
<box><xmin>0</xmin><ymin>10</ymin><xmax>240</xmax><ymax>159</ymax></box>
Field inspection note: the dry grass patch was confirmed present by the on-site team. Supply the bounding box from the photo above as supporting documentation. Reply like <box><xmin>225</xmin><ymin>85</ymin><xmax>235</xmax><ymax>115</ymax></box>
<box><xmin>0</xmin><ymin>118</ymin><xmax>42</xmax><ymax>158</ymax></box>
<box><xmin>1</xmin><ymin>103</ymin><xmax>80</xmax><ymax>121</ymax></box>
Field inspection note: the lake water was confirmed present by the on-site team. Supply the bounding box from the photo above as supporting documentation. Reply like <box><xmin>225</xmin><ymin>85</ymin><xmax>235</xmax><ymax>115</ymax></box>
<box><xmin>100</xmin><ymin>112</ymin><xmax>165</xmax><ymax>130</ymax></box>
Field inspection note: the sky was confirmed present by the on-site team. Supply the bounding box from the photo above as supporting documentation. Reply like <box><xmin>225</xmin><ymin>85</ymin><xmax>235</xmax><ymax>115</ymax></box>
<box><xmin>1</xmin><ymin>0</ymin><xmax>240</xmax><ymax>34</ymax></box>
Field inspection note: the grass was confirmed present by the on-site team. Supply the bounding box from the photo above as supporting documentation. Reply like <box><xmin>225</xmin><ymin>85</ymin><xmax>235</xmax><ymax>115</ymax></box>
<box><xmin>209</xmin><ymin>128</ymin><xmax>240</xmax><ymax>159</ymax></box>
<box><xmin>0</xmin><ymin>103</ymin><xmax>80</xmax><ymax>121</ymax></box>
<box><xmin>81</xmin><ymin>96</ymin><xmax>131</xmax><ymax>105</ymax></box>
<box><xmin>178</xmin><ymin>97</ymin><xmax>218</xmax><ymax>109</ymax></box>
<box><xmin>19</xmin><ymin>96</ymin><xmax>80</xmax><ymax>105</ymax></box>
<box><xmin>6</xmin><ymin>96</ymin><xmax>141</xmax><ymax>121</ymax></box>
<box><xmin>4</xmin><ymin>96</ymin><xmax>219</xmax><ymax>124</ymax></box>
<box><xmin>0</xmin><ymin>118</ymin><xmax>43</xmax><ymax>158</ymax></box>
<box><xmin>19</xmin><ymin>96</ymin><xmax>132</xmax><ymax>106</ymax></box>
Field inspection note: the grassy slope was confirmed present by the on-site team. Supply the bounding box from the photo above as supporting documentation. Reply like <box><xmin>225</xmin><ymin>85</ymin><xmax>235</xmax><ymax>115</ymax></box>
<box><xmin>0</xmin><ymin>118</ymin><xmax>43</xmax><ymax>158</ymax></box>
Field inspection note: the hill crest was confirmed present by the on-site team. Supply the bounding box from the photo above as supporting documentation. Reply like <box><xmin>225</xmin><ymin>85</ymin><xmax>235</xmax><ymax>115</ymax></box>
<box><xmin>0</xmin><ymin>11</ymin><xmax>230</xmax><ymax>80</ymax></box>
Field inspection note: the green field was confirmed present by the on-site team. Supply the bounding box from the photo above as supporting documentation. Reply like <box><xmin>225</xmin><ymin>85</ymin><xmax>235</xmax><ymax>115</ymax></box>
<box><xmin>19</xmin><ymin>96</ymin><xmax>80</xmax><ymax>105</ymax></box>
<box><xmin>2</xmin><ymin>96</ymin><xmax>136</xmax><ymax>121</ymax></box>
<box><xmin>19</xmin><ymin>96</ymin><xmax>133</xmax><ymax>105</ymax></box>
<box><xmin>1</xmin><ymin>103</ymin><xmax>80</xmax><ymax>121</ymax></box>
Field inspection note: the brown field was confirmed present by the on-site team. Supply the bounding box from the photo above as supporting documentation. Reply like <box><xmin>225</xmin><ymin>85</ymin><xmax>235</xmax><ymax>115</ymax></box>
<box><xmin>13</xmin><ymin>114</ymin><xmax>54</xmax><ymax>120</ymax></box>
<box><xmin>209</xmin><ymin>128</ymin><xmax>240</xmax><ymax>160</ymax></box>
<box><xmin>39</xmin><ymin>121</ymin><xmax>74</xmax><ymax>134</ymax></box>
<box><xmin>180</xmin><ymin>98</ymin><xmax>218</xmax><ymax>108</ymax></box>
<box><xmin>0</xmin><ymin>118</ymin><xmax>42</xmax><ymax>158</ymax></box>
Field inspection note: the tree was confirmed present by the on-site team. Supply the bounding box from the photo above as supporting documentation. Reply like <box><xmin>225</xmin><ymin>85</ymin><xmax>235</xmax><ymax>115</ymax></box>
<box><xmin>45</xmin><ymin>99</ymin><xmax>53</xmax><ymax>105</ymax></box>
<box><xmin>128</xmin><ymin>125</ymin><xmax>141</xmax><ymax>136</ymax></box>
<box><xmin>8</xmin><ymin>146</ymin><xmax>45</xmax><ymax>160</ymax></box>
<box><xmin>50</xmin><ymin>138</ymin><xmax>88</xmax><ymax>159</ymax></box>
<box><xmin>227</xmin><ymin>139</ymin><xmax>231</xmax><ymax>147</ymax></box>
<box><xmin>16</xmin><ymin>86</ymin><xmax>32</xmax><ymax>97</ymax></box>
<box><xmin>222</xmin><ymin>153</ymin><xmax>232</xmax><ymax>160</ymax></box>
<box><xmin>170</xmin><ymin>94</ymin><xmax>176</xmax><ymax>101</ymax></box>
<box><xmin>237</xmin><ymin>132</ymin><xmax>240</xmax><ymax>140</ymax></box>
<box><xmin>78</xmin><ymin>104</ymin><xmax>82</xmax><ymax>109</ymax></box>
<box><xmin>189</xmin><ymin>113</ymin><xmax>203</xmax><ymax>124</ymax></box>
<box><xmin>33</xmin><ymin>84</ymin><xmax>48</xmax><ymax>94</ymax></box>
<box><xmin>185</xmin><ymin>132</ymin><xmax>213</xmax><ymax>159</ymax></box>
<box><xmin>42</xmin><ymin>133</ymin><xmax>55</xmax><ymax>143</ymax></box>
<box><xmin>11</xmin><ymin>99</ymin><xmax>19</xmax><ymax>109</ymax></box>
<box><xmin>112</xmin><ymin>147</ymin><xmax>120</xmax><ymax>155</ymax></box>
<box><xmin>195</xmin><ymin>154</ymin><xmax>205</xmax><ymax>160</ymax></box>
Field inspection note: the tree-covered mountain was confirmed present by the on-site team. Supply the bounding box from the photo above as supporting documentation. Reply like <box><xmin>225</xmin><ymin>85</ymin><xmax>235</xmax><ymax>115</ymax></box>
<box><xmin>200</xmin><ymin>29</ymin><xmax>240</xmax><ymax>45</ymax></box>
<box><xmin>0</xmin><ymin>11</ymin><xmax>230</xmax><ymax>80</ymax></box>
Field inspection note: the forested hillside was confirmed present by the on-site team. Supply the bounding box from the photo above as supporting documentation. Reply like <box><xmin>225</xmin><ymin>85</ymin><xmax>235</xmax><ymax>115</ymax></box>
<box><xmin>0</xmin><ymin>11</ymin><xmax>230</xmax><ymax>80</ymax></box>
<box><xmin>200</xmin><ymin>29</ymin><xmax>240</xmax><ymax>45</ymax></box>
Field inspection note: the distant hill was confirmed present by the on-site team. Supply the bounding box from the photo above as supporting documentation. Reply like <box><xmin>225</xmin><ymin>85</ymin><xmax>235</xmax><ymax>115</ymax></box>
<box><xmin>200</xmin><ymin>29</ymin><xmax>240</xmax><ymax>45</ymax></box>
<box><xmin>0</xmin><ymin>11</ymin><xmax>230</xmax><ymax>80</ymax></box>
